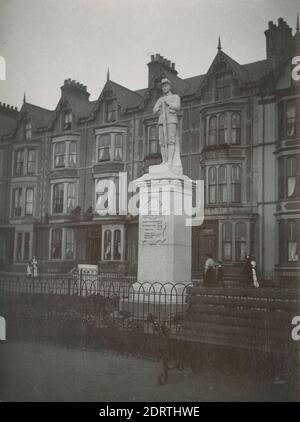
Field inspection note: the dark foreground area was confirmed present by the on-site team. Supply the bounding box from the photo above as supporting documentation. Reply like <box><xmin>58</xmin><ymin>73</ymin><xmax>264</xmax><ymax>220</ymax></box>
<box><xmin>0</xmin><ymin>340</ymin><xmax>298</xmax><ymax>402</ymax></box>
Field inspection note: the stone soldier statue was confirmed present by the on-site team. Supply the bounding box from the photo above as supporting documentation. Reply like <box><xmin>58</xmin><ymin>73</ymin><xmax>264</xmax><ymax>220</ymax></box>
<box><xmin>153</xmin><ymin>78</ymin><xmax>181</xmax><ymax>171</ymax></box>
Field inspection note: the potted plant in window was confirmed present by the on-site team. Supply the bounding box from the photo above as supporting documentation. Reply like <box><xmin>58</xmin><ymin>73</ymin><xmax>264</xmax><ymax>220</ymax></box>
<box><xmin>70</xmin><ymin>206</ymin><xmax>81</xmax><ymax>222</ymax></box>
<box><xmin>83</xmin><ymin>206</ymin><xmax>93</xmax><ymax>221</ymax></box>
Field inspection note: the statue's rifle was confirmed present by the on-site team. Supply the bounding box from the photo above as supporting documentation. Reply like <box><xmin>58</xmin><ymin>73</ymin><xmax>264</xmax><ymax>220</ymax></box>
<box><xmin>161</xmin><ymin>98</ymin><xmax>168</xmax><ymax>162</ymax></box>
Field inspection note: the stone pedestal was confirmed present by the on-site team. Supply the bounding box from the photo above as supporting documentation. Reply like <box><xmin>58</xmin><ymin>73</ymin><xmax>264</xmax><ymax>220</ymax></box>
<box><xmin>128</xmin><ymin>164</ymin><xmax>192</xmax><ymax>304</ymax></box>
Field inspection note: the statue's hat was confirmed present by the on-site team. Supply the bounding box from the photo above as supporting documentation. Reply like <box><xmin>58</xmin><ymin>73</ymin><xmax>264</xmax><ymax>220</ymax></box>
<box><xmin>160</xmin><ymin>78</ymin><xmax>172</xmax><ymax>86</ymax></box>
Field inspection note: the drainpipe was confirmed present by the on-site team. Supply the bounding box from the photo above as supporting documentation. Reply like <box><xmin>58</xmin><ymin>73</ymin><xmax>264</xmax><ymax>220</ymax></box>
<box><xmin>261</xmin><ymin>93</ymin><xmax>265</xmax><ymax>273</ymax></box>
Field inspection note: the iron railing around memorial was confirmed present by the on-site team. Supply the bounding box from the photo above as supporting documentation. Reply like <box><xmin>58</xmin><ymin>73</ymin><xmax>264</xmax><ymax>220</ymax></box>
<box><xmin>0</xmin><ymin>271</ymin><xmax>192</xmax><ymax>358</ymax></box>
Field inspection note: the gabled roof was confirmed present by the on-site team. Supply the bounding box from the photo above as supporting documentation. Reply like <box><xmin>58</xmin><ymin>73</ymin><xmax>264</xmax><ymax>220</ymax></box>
<box><xmin>99</xmin><ymin>80</ymin><xmax>143</xmax><ymax>110</ymax></box>
<box><xmin>21</xmin><ymin>102</ymin><xmax>55</xmax><ymax>129</ymax></box>
<box><xmin>0</xmin><ymin>114</ymin><xmax>18</xmax><ymax>137</ymax></box>
<box><xmin>242</xmin><ymin>59</ymin><xmax>269</xmax><ymax>82</ymax></box>
<box><xmin>57</xmin><ymin>94</ymin><xmax>96</xmax><ymax>120</ymax></box>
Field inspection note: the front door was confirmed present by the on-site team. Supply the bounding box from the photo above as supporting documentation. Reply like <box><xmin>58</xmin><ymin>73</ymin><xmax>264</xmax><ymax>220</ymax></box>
<box><xmin>192</xmin><ymin>221</ymin><xmax>218</xmax><ymax>277</ymax></box>
<box><xmin>86</xmin><ymin>228</ymin><xmax>102</xmax><ymax>265</ymax></box>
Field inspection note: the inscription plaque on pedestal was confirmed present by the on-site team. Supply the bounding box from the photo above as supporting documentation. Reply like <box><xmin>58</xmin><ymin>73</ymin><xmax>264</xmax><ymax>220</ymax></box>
<box><xmin>140</xmin><ymin>215</ymin><xmax>167</xmax><ymax>245</ymax></box>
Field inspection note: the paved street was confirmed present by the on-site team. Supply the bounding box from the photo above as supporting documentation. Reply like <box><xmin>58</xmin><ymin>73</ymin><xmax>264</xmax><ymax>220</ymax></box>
<box><xmin>0</xmin><ymin>340</ymin><xmax>297</xmax><ymax>402</ymax></box>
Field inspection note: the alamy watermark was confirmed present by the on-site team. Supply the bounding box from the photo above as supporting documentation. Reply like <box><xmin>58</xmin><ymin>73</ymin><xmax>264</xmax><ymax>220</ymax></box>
<box><xmin>292</xmin><ymin>56</ymin><xmax>300</xmax><ymax>82</ymax></box>
<box><xmin>0</xmin><ymin>316</ymin><xmax>6</xmax><ymax>341</ymax></box>
<box><xmin>0</xmin><ymin>55</ymin><xmax>6</xmax><ymax>81</ymax></box>
<box><xmin>95</xmin><ymin>173</ymin><xmax>204</xmax><ymax>226</ymax></box>
<box><xmin>291</xmin><ymin>316</ymin><xmax>300</xmax><ymax>341</ymax></box>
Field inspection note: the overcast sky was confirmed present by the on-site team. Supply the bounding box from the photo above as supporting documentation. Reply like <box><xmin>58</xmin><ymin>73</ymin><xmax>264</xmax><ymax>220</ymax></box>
<box><xmin>0</xmin><ymin>0</ymin><xmax>299</xmax><ymax>110</ymax></box>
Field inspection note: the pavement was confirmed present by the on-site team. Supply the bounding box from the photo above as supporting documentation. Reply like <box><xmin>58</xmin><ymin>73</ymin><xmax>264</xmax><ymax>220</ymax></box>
<box><xmin>0</xmin><ymin>340</ymin><xmax>297</xmax><ymax>402</ymax></box>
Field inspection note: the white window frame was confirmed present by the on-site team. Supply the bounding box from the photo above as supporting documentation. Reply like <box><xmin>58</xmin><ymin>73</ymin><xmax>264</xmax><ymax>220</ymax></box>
<box><xmin>101</xmin><ymin>224</ymin><xmax>125</xmax><ymax>262</ymax></box>
<box><xmin>49</xmin><ymin>227</ymin><xmax>75</xmax><ymax>260</ymax></box>
<box><xmin>14</xmin><ymin>230</ymin><xmax>33</xmax><ymax>263</ymax></box>
<box><xmin>10</xmin><ymin>185</ymin><xmax>36</xmax><ymax>219</ymax></box>
<box><xmin>50</xmin><ymin>179</ymin><xmax>78</xmax><ymax>215</ymax></box>
<box><xmin>94</xmin><ymin>127</ymin><xmax>125</xmax><ymax>163</ymax></box>
<box><xmin>52</xmin><ymin>135</ymin><xmax>79</xmax><ymax>170</ymax></box>
<box><xmin>12</xmin><ymin>147</ymin><xmax>37</xmax><ymax>177</ymax></box>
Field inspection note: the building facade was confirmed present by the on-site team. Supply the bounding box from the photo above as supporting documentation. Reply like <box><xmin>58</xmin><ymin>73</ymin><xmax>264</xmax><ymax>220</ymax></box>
<box><xmin>0</xmin><ymin>17</ymin><xmax>299</xmax><ymax>281</ymax></box>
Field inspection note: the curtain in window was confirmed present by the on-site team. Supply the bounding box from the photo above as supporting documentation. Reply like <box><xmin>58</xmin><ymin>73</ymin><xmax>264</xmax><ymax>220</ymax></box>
<box><xmin>69</xmin><ymin>142</ymin><xmax>77</xmax><ymax>167</ymax></box>
<box><xmin>286</xmin><ymin>102</ymin><xmax>296</xmax><ymax>137</ymax></box>
<box><xmin>114</xmin><ymin>134</ymin><xmax>123</xmax><ymax>161</ymax></box>
<box><xmin>98</xmin><ymin>134</ymin><xmax>111</xmax><ymax>161</ymax></box>
<box><xmin>104</xmin><ymin>230</ymin><xmax>112</xmax><ymax>260</ymax></box>
<box><xmin>65</xmin><ymin>229</ymin><xmax>74</xmax><ymax>259</ymax></box>
<box><xmin>54</xmin><ymin>142</ymin><xmax>66</xmax><ymax>168</ymax></box>
<box><xmin>287</xmin><ymin>221</ymin><xmax>298</xmax><ymax>262</ymax></box>
<box><xmin>113</xmin><ymin>229</ymin><xmax>121</xmax><ymax>260</ymax></box>
<box><xmin>287</xmin><ymin>157</ymin><xmax>297</xmax><ymax>197</ymax></box>
<box><xmin>67</xmin><ymin>183</ymin><xmax>76</xmax><ymax>212</ymax></box>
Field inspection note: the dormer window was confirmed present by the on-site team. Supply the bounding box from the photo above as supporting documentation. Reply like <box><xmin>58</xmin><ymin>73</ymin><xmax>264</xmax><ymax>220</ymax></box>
<box><xmin>216</xmin><ymin>74</ymin><xmax>231</xmax><ymax>100</ymax></box>
<box><xmin>106</xmin><ymin>101</ymin><xmax>116</xmax><ymax>122</ymax></box>
<box><xmin>25</xmin><ymin>122</ymin><xmax>32</xmax><ymax>140</ymax></box>
<box><xmin>63</xmin><ymin>112</ymin><xmax>72</xmax><ymax>130</ymax></box>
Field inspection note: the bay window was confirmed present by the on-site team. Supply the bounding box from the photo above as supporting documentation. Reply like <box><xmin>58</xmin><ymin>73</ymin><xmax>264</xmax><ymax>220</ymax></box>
<box><xmin>53</xmin><ymin>138</ymin><xmax>78</xmax><ymax>169</ymax></box>
<box><xmin>52</xmin><ymin>181</ymin><xmax>77</xmax><ymax>214</ymax></box>
<box><xmin>95</xmin><ymin>130</ymin><xmax>125</xmax><ymax>163</ymax></box>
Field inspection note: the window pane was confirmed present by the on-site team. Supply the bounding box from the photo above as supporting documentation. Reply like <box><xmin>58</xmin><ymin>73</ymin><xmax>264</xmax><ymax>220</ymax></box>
<box><xmin>67</xmin><ymin>183</ymin><xmax>76</xmax><ymax>212</ymax></box>
<box><xmin>113</xmin><ymin>229</ymin><xmax>121</xmax><ymax>260</ymax></box>
<box><xmin>219</xmin><ymin>114</ymin><xmax>227</xmax><ymax>144</ymax></box>
<box><xmin>27</xmin><ymin>150</ymin><xmax>36</xmax><ymax>174</ymax></box>
<box><xmin>16</xmin><ymin>233</ymin><xmax>22</xmax><ymax>261</ymax></box>
<box><xmin>208</xmin><ymin>116</ymin><xmax>217</xmax><ymax>145</ymax></box>
<box><xmin>53</xmin><ymin>183</ymin><xmax>64</xmax><ymax>213</ymax></box>
<box><xmin>24</xmin><ymin>233</ymin><xmax>30</xmax><ymax>261</ymax></box>
<box><xmin>54</xmin><ymin>142</ymin><xmax>66</xmax><ymax>168</ymax></box>
<box><xmin>12</xmin><ymin>188</ymin><xmax>22</xmax><ymax>217</ymax></box>
<box><xmin>98</xmin><ymin>134</ymin><xmax>111</xmax><ymax>161</ymax></box>
<box><xmin>25</xmin><ymin>188</ymin><xmax>34</xmax><ymax>215</ymax></box>
<box><xmin>286</xmin><ymin>102</ymin><xmax>296</xmax><ymax>137</ymax></box>
<box><xmin>51</xmin><ymin>229</ymin><xmax>62</xmax><ymax>259</ymax></box>
<box><xmin>65</xmin><ymin>229</ymin><xmax>74</xmax><ymax>259</ymax></box>
<box><xmin>69</xmin><ymin>142</ymin><xmax>77</xmax><ymax>167</ymax></box>
<box><xmin>287</xmin><ymin>157</ymin><xmax>297</xmax><ymax>197</ymax></box>
<box><xmin>208</xmin><ymin>166</ymin><xmax>217</xmax><ymax>204</ymax></box>
<box><xmin>231</xmin><ymin>113</ymin><xmax>241</xmax><ymax>144</ymax></box>
<box><xmin>15</xmin><ymin>150</ymin><xmax>24</xmax><ymax>175</ymax></box>
<box><xmin>103</xmin><ymin>230</ymin><xmax>112</xmax><ymax>260</ymax></box>
<box><xmin>114</xmin><ymin>134</ymin><xmax>123</xmax><ymax>161</ymax></box>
